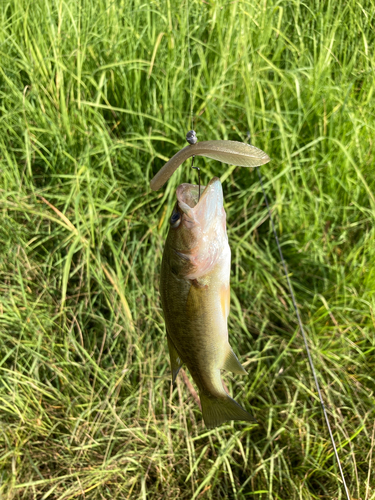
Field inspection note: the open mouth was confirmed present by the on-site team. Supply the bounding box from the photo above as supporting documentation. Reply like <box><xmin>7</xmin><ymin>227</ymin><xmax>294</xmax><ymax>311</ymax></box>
<box><xmin>176</xmin><ymin>182</ymin><xmax>207</xmax><ymax>209</ymax></box>
<box><xmin>174</xmin><ymin>178</ymin><xmax>224</xmax><ymax>233</ymax></box>
<box><xmin>176</xmin><ymin>177</ymin><xmax>222</xmax><ymax>211</ymax></box>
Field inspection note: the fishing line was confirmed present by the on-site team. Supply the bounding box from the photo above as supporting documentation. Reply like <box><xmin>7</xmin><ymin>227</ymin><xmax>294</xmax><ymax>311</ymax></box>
<box><xmin>186</xmin><ymin>0</ymin><xmax>193</xmax><ymax>131</ymax></box>
<box><xmin>192</xmin><ymin>162</ymin><xmax>201</xmax><ymax>201</ymax></box>
<box><xmin>256</xmin><ymin>166</ymin><xmax>351</xmax><ymax>500</ymax></box>
<box><xmin>186</xmin><ymin>0</ymin><xmax>198</xmax><ymax>198</ymax></box>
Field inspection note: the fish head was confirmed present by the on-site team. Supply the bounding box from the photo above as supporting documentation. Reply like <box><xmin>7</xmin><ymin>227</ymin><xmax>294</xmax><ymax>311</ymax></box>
<box><xmin>166</xmin><ymin>177</ymin><xmax>229</xmax><ymax>280</ymax></box>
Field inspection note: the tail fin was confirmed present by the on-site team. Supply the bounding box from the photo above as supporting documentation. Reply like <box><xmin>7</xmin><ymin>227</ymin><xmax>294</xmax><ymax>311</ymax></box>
<box><xmin>200</xmin><ymin>392</ymin><xmax>256</xmax><ymax>428</ymax></box>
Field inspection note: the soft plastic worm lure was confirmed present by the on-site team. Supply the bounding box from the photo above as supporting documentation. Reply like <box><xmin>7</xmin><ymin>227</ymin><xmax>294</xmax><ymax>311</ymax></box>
<box><xmin>150</xmin><ymin>131</ymin><xmax>271</xmax><ymax>191</ymax></box>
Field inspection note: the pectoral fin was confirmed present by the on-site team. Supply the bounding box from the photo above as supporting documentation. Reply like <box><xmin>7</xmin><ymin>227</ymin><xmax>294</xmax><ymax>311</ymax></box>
<box><xmin>166</xmin><ymin>332</ymin><xmax>183</xmax><ymax>384</ymax></box>
<box><xmin>222</xmin><ymin>345</ymin><xmax>247</xmax><ymax>375</ymax></box>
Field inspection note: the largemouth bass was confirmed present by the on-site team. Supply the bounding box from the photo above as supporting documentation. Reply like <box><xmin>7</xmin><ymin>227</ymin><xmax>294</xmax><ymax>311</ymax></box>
<box><xmin>160</xmin><ymin>177</ymin><xmax>255</xmax><ymax>428</ymax></box>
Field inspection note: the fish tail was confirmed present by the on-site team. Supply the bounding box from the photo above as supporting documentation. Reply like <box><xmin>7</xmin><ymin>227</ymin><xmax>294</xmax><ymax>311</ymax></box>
<box><xmin>200</xmin><ymin>392</ymin><xmax>256</xmax><ymax>428</ymax></box>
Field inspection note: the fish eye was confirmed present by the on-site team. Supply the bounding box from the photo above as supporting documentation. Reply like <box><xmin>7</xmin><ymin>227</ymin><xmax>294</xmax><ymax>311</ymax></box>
<box><xmin>170</xmin><ymin>211</ymin><xmax>181</xmax><ymax>228</ymax></box>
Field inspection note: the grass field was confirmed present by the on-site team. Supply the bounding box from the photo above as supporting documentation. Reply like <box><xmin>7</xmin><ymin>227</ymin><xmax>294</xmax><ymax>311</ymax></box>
<box><xmin>1</xmin><ymin>0</ymin><xmax>375</xmax><ymax>498</ymax></box>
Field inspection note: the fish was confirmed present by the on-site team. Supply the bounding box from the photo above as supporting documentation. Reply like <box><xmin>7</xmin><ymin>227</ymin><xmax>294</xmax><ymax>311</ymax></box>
<box><xmin>160</xmin><ymin>176</ymin><xmax>256</xmax><ymax>428</ymax></box>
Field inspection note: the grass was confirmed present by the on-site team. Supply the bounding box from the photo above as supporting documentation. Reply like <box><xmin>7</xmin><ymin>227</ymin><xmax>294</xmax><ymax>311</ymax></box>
<box><xmin>0</xmin><ymin>0</ymin><xmax>375</xmax><ymax>498</ymax></box>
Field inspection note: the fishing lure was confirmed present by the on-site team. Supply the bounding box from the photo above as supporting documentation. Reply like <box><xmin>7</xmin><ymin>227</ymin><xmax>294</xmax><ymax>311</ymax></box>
<box><xmin>150</xmin><ymin>131</ymin><xmax>270</xmax><ymax>191</ymax></box>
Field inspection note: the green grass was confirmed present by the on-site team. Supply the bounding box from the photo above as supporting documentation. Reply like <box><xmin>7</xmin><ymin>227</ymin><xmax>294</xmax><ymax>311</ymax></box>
<box><xmin>1</xmin><ymin>0</ymin><xmax>375</xmax><ymax>498</ymax></box>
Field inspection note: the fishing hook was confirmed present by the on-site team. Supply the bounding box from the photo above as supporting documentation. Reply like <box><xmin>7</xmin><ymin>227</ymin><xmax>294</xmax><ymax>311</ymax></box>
<box><xmin>191</xmin><ymin>159</ymin><xmax>200</xmax><ymax>201</ymax></box>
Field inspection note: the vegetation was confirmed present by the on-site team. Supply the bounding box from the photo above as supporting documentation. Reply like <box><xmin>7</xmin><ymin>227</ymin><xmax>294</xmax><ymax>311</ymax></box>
<box><xmin>1</xmin><ymin>0</ymin><xmax>374</xmax><ymax>498</ymax></box>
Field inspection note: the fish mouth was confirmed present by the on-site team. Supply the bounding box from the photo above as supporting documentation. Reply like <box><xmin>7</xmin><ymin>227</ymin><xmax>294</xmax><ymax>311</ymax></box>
<box><xmin>176</xmin><ymin>177</ymin><xmax>223</xmax><ymax>220</ymax></box>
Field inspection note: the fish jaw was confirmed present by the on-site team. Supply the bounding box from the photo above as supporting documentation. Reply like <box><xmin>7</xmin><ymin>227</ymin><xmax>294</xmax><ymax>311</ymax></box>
<box><xmin>173</xmin><ymin>177</ymin><xmax>228</xmax><ymax>280</ymax></box>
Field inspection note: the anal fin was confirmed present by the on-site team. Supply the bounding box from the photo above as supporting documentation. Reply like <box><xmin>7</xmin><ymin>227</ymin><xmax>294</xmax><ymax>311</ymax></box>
<box><xmin>222</xmin><ymin>345</ymin><xmax>247</xmax><ymax>375</ymax></box>
<box><xmin>167</xmin><ymin>332</ymin><xmax>183</xmax><ymax>384</ymax></box>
